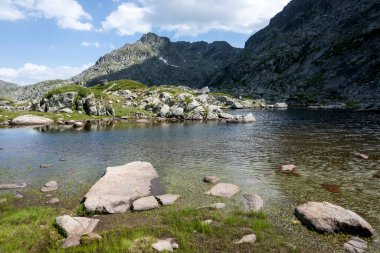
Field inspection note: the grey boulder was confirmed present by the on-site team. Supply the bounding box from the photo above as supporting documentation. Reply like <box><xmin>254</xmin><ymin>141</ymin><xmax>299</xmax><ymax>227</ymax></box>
<box><xmin>55</xmin><ymin>215</ymin><xmax>99</xmax><ymax>237</ymax></box>
<box><xmin>84</xmin><ymin>161</ymin><xmax>159</xmax><ymax>213</ymax></box>
<box><xmin>295</xmin><ymin>202</ymin><xmax>374</xmax><ymax>237</ymax></box>
<box><xmin>243</xmin><ymin>193</ymin><xmax>264</xmax><ymax>211</ymax></box>
<box><xmin>10</xmin><ymin>115</ymin><xmax>54</xmax><ymax>125</ymax></box>
<box><xmin>41</xmin><ymin>181</ymin><xmax>58</xmax><ymax>192</ymax></box>
<box><xmin>156</xmin><ymin>194</ymin><xmax>180</xmax><ymax>206</ymax></box>
<box><xmin>0</xmin><ymin>183</ymin><xmax>27</xmax><ymax>190</ymax></box>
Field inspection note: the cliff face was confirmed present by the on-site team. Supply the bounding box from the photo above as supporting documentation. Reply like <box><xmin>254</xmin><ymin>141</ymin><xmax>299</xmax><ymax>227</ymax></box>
<box><xmin>209</xmin><ymin>0</ymin><xmax>380</xmax><ymax>109</ymax></box>
<box><xmin>73</xmin><ymin>33</ymin><xmax>241</xmax><ymax>88</ymax></box>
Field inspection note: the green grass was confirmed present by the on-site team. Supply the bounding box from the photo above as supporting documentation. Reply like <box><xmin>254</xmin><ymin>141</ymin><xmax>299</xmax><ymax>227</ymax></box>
<box><xmin>44</xmin><ymin>85</ymin><xmax>106</xmax><ymax>100</ymax></box>
<box><xmin>0</xmin><ymin>193</ymin><xmax>291</xmax><ymax>253</ymax></box>
<box><xmin>98</xmin><ymin>79</ymin><xmax>148</xmax><ymax>92</ymax></box>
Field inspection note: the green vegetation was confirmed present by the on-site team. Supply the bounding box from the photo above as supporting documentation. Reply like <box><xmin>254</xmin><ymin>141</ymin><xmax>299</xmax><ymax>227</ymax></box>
<box><xmin>94</xmin><ymin>79</ymin><xmax>148</xmax><ymax>92</ymax></box>
<box><xmin>44</xmin><ymin>85</ymin><xmax>106</xmax><ymax>100</ymax></box>
<box><xmin>0</xmin><ymin>194</ymin><xmax>292</xmax><ymax>253</ymax></box>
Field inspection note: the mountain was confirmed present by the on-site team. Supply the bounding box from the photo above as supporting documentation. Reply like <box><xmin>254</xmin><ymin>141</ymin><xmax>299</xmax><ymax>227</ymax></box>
<box><xmin>0</xmin><ymin>80</ymin><xmax>18</xmax><ymax>89</ymax></box>
<box><xmin>209</xmin><ymin>0</ymin><xmax>380</xmax><ymax>108</ymax></box>
<box><xmin>73</xmin><ymin>33</ymin><xmax>241</xmax><ymax>88</ymax></box>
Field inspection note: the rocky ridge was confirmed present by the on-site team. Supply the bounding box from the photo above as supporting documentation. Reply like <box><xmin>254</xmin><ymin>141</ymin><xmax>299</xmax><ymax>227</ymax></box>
<box><xmin>72</xmin><ymin>33</ymin><xmax>241</xmax><ymax>87</ymax></box>
<box><xmin>209</xmin><ymin>0</ymin><xmax>380</xmax><ymax>109</ymax></box>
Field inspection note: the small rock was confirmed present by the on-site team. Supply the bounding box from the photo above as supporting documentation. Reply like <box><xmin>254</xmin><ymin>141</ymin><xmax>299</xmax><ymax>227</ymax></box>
<box><xmin>233</xmin><ymin>234</ymin><xmax>257</xmax><ymax>245</ymax></box>
<box><xmin>156</xmin><ymin>194</ymin><xmax>180</xmax><ymax>206</ymax></box>
<box><xmin>62</xmin><ymin>235</ymin><xmax>81</xmax><ymax>248</ymax></box>
<box><xmin>133</xmin><ymin>196</ymin><xmax>159</xmax><ymax>211</ymax></box>
<box><xmin>203</xmin><ymin>176</ymin><xmax>220</xmax><ymax>184</ymax></box>
<box><xmin>243</xmin><ymin>193</ymin><xmax>264</xmax><ymax>211</ymax></box>
<box><xmin>14</xmin><ymin>194</ymin><xmax>24</xmax><ymax>199</ymax></box>
<box><xmin>59</xmin><ymin>157</ymin><xmax>67</xmax><ymax>161</ymax></box>
<box><xmin>46</xmin><ymin>198</ymin><xmax>60</xmax><ymax>204</ymax></box>
<box><xmin>280</xmin><ymin>164</ymin><xmax>296</xmax><ymax>172</ymax></box>
<box><xmin>344</xmin><ymin>237</ymin><xmax>368</xmax><ymax>253</ymax></box>
<box><xmin>205</xmin><ymin>183</ymin><xmax>239</xmax><ymax>198</ymax></box>
<box><xmin>201</xmin><ymin>203</ymin><xmax>226</xmax><ymax>210</ymax></box>
<box><xmin>274</xmin><ymin>103</ymin><xmax>288</xmax><ymax>109</ymax></box>
<box><xmin>202</xmin><ymin>219</ymin><xmax>213</xmax><ymax>225</ymax></box>
<box><xmin>172</xmin><ymin>243</ymin><xmax>179</xmax><ymax>249</ymax></box>
<box><xmin>353</xmin><ymin>152</ymin><xmax>369</xmax><ymax>160</ymax></box>
<box><xmin>80</xmin><ymin>233</ymin><xmax>102</xmax><ymax>244</ymax></box>
<box><xmin>40</xmin><ymin>164</ymin><xmax>53</xmax><ymax>168</ymax></box>
<box><xmin>152</xmin><ymin>240</ymin><xmax>173</xmax><ymax>252</ymax></box>
<box><xmin>373</xmin><ymin>172</ymin><xmax>380</xmax><ymax>179</ymax></box>
<box><xmin>0</xmin><ymin>182</ymin><xmax>27</xmax><ymax>190</ymax></box>
<box><xmin>58</xmin><ymin>108</ymin><xmax>73</xmax><ymax>114</ymax></box>
<box><xmin>243</xmin><ymin>113</ymin><xmax>255</xmax><ymax>122</ymax></box>
<box><xmin>55</xmin><ymin>215</ymin><xmax>100</xmax><ymax>237</ymax></box>
<box><xmin>218</xmin><ymin>112</ymin><xmax>234</xmax><ymax>119</ymax></box>
<box><xmin>41</xmin><ymin>181</ymin><xmax>58</xmax><ymax>192</ymax></box>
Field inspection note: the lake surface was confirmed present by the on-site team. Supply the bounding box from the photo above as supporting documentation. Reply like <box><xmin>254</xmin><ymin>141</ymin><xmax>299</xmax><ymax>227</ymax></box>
<box><xmin>0</xmin><ymin>109</ymin><xmax>379</xmax><ymax>250</ymax></box>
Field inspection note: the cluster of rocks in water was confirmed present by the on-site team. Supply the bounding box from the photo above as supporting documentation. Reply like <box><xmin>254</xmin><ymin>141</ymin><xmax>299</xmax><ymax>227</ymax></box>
<box><xmin>0</xmin><ymin>85</ymin><xmax>291</xmax><ymax>126</ymax></box>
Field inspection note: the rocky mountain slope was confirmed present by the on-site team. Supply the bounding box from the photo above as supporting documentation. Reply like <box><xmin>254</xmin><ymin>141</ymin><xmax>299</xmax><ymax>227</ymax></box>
<box><xmin>209</xmin><ymin>0</ymin><xmax>380</xmax><ymax>109</ymax></box>
<box><xmin>72</xmin><ymin>33</ymin><xmax>241</xmax><ymax>88</ymax></box>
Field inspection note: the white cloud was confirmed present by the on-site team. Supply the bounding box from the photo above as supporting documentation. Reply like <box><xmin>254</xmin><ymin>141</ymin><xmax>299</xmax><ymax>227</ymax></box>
<box><xmin>0</xmin><ymin>0</ymin><xmax>92</xmax><ymax>30</ymax></box>
<box><xmin>81</xmin><ymin>41</ymin><xmax>100</xmax><ymax>48</ymax></box>
<box><xmin>0</xmin><ymin>63</ymin><xmax>91</xmax><ymax>85</ymax></box>
<box><xmin>0</xmin><ymin>0</ymin><xmax>25</xmax><ymax>21</ymax></box>
<box><xmin>102</xmin><ymin>0</ymin><xmax>290</xmax><ymax>37</ymax></box>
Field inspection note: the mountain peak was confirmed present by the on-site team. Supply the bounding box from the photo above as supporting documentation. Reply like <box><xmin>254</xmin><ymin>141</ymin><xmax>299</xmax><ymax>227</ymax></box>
<box><xmin>139</xmin><ymin>32</ymin><xmax>170</xmax><ymax>45</ymax></box>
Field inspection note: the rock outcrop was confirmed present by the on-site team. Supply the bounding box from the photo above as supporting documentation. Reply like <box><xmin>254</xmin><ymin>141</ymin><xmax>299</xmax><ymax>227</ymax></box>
<box><xmin>83</xmin><ymin>161</ymin><xmax>159</xmax><ymax>213</ymax></box>
<box><xmin>210</xmin><ymin>0</ymin><xmax>380</xmax><ymax>109</ymax></box>
<box><xmin>295</xmin><ymin>201</ymin><xmax>374</xmax><ymax>237</ymax></box>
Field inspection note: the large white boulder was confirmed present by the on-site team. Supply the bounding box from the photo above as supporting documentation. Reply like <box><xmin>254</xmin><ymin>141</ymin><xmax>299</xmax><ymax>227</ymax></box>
<box><xmin>83</xmin><ymin>161</ymin><xmax>159</xmax><ymax>213</ymax></box>
<box><xmin>10</xmin><ymin>115</ymin><xmax>54</xmax><ymax>125</ymax></box>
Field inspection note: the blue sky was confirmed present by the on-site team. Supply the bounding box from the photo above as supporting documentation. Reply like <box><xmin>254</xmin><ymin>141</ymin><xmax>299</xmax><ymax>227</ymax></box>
<box><xmin>0</xmin><ymin>0</ymin><xmax>290</xmax><ymax>85</ymax></box>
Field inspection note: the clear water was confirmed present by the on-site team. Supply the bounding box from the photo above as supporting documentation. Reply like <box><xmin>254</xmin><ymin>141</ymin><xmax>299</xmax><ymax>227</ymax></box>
<box><xmin>0</xmin><ymin>109</ymin><xmax>379</xmax><ymax>250</ymax></box>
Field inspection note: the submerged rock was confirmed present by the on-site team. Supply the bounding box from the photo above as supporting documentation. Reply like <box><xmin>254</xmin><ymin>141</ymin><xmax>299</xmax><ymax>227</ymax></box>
<box><xmin>133</xmin><ymin>196</ymin><xmax>159</xmax><ymax>211</ymax></box>
<box><xmin>40</xmin><ymin>181</ymin><xmax>58</xmax><ymax>192</ymax></box>
<box><xmin>243</xmin><ymin>193</ymin><xmax>264</xmax><ymax>211</ymax></box>
<box><xmin>201</xmin><ymin>203</ymin><xmax>226</xmax><ymax>210</ymax></box>
<box><xmin>83</xmin><ymin>161</ymin><xmax>159</xmax><ymax>213</ymax></box>
<box><xmin>10</xmin><ymin>115</ymin><xmax>54</xmax><ymax>125</ymax></box>
<box><xmin>295</xmin><ymin>202</ymin><xmax>374</xmax><ymax>237</ymax></box>
<box><xmin>353</xmin><ymin>152</ymin><xmax>369</xmax><ymax>160</ymax></box>
<box><xmin>205</xmin><ymin>183</ymin><xmax>239</xmax><ymax>198</ymax></box>
<box><xmin>280</xmin><ymin>164</ymin><xmax>296</xmax><ymax>172</ymax></box>
<box><xmin>203</xmin><ymin>176</ymin><xmax>220</xmax><ymax>184</ymax></box>
<box><xmin>0</xmin><ymin>183</ymin><xmax>27</xmax><ymax>190</ymax></box>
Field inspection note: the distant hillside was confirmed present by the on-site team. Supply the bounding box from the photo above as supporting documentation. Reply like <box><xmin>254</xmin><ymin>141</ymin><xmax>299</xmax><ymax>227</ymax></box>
<box><xmin>209</xmin><ymin>0</ymin><xmax>380</xmax><ymax>109</ymax></box>
<box><xmin>72</xmin><ymin>33</ymin><xmax>242</xmax><ymax>88</ymax></box>
<box><xmin>0</xmin><ymin>80</ymin><xmax>18</xmax><ymax>89</ymax></box>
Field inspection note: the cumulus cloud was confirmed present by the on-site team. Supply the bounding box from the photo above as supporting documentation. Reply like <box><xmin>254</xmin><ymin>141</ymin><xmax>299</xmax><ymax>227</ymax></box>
<box><xmin>102</xmin><ymin>0</ymin><xmax>290</xmax><ymax>36</ymax></box>
<box><xmin>0</xmin><ymin>0</ymin><xmax>92</xmax><ymax>30</ymax></box>
<box><xmin>0</xmin><ymin>63</ymin><xmax>92</xmax><ymax>85</ymax></box>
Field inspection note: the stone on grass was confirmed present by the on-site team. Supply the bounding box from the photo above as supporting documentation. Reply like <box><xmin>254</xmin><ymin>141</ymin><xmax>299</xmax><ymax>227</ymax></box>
<box><xmin>46</xmin><ymin>198</ymin><xmax>60</xmax><ymax>204</ymax></box>
<box><xmin>40</xmin><ymin>164</ymin><xmax>52</xmax><ymax>168</ymax></box>
<box><xmin>84</xmin><ymin>161</ymin><xmax>159</xmax><ymax>213</ymax></box>
<box><xmin>62</xmin><ymin>235</ymin><xmax>81</xmax><ymax>248</ymax></box>
<box><xmin>205</xmin><ymin>183</ymin><xmax>239</xmax><ymax>198</ymax></box>
<box><xmin>243</xmin><ymin>193</ymin><xmax>264</xmax><ymax>211</ymax></box>
<box><xmin>55</xmin><ymin>215</ymin><xmax>99</xmax><ymax>237</ymax></box>
<box><xmin>156</xmin><ymin>194</ymin><xmax>180</xmax><ymax>206</ymax></box>
<box><xmin>133</xmin><ymin>196</ymin><xmax>159</xmax><ymax>211</ymax></box>
<box><xmin>0</xmin><ymin>183</ymin><xmax>27</xmax><ymax>190</ymax></box>
<box><xmin>80</xmin><ymin>233</ymin><xmax>102</xmax><ymax>244</ymax></box>
<box><xmin>10</xmin><ymin>115</ymin><xmax>54</xmax><ymax>125</ymax></box>
<box><xmin>233</xmin><ymin>234</ymin><xmax>257</xmax><ymax>245</ymax></box>
<box><xmin>41</xmin><ymin>181</ymin><xmax>58</xmax><ymax>192</ymax></box>
<box><xmin>202</xmin><ymin>219</ymin><xmax>213</xmax><ymax>225</ymax></box>
<box><xmin>343</xmin><ymin>237</ymin><xmax>368</xmax><ymax>253</ymax></box>
<box><xmin>200</xmin><ymin>203</ymin><xmax>226</xmax><ymax>210</ymax></box>
<box><xmin>203</xmin><ymin>176</ymin><xmax>220</xmax><ymax>184</ymax></box>
<box><xmin>14</xmin><ymin>194</ymin><xmax>24</xmax><ymax>199</ymax></box>
<box><xmin>152</xmin><ymin>240</ymin><xmax>173</xmax><ymax>252</ymax></box>
<box><xmin>295</xmin><ymin>202</ymin><xmax>374</xmax><ymax>237</ymax></box>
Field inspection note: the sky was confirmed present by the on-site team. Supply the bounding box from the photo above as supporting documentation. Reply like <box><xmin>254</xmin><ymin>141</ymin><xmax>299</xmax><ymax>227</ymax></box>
<box><xmin>0</xmin><ymin>0</ymin><xmax>290</xmax><ymax>85</ymax></box>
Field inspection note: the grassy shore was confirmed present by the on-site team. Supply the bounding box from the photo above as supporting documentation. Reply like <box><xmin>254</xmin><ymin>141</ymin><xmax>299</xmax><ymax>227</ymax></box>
<box><xmin>0</xmin><ymin>193</ymin><xmax>295</xmax><ymax>253</ymax></box>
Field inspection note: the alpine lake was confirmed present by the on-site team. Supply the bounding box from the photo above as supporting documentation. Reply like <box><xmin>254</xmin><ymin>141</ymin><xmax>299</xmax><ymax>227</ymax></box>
<box><xmin>1</xmin><ymin>109</ymin><xmax>379</xmax><ymax>252</ymax></box>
